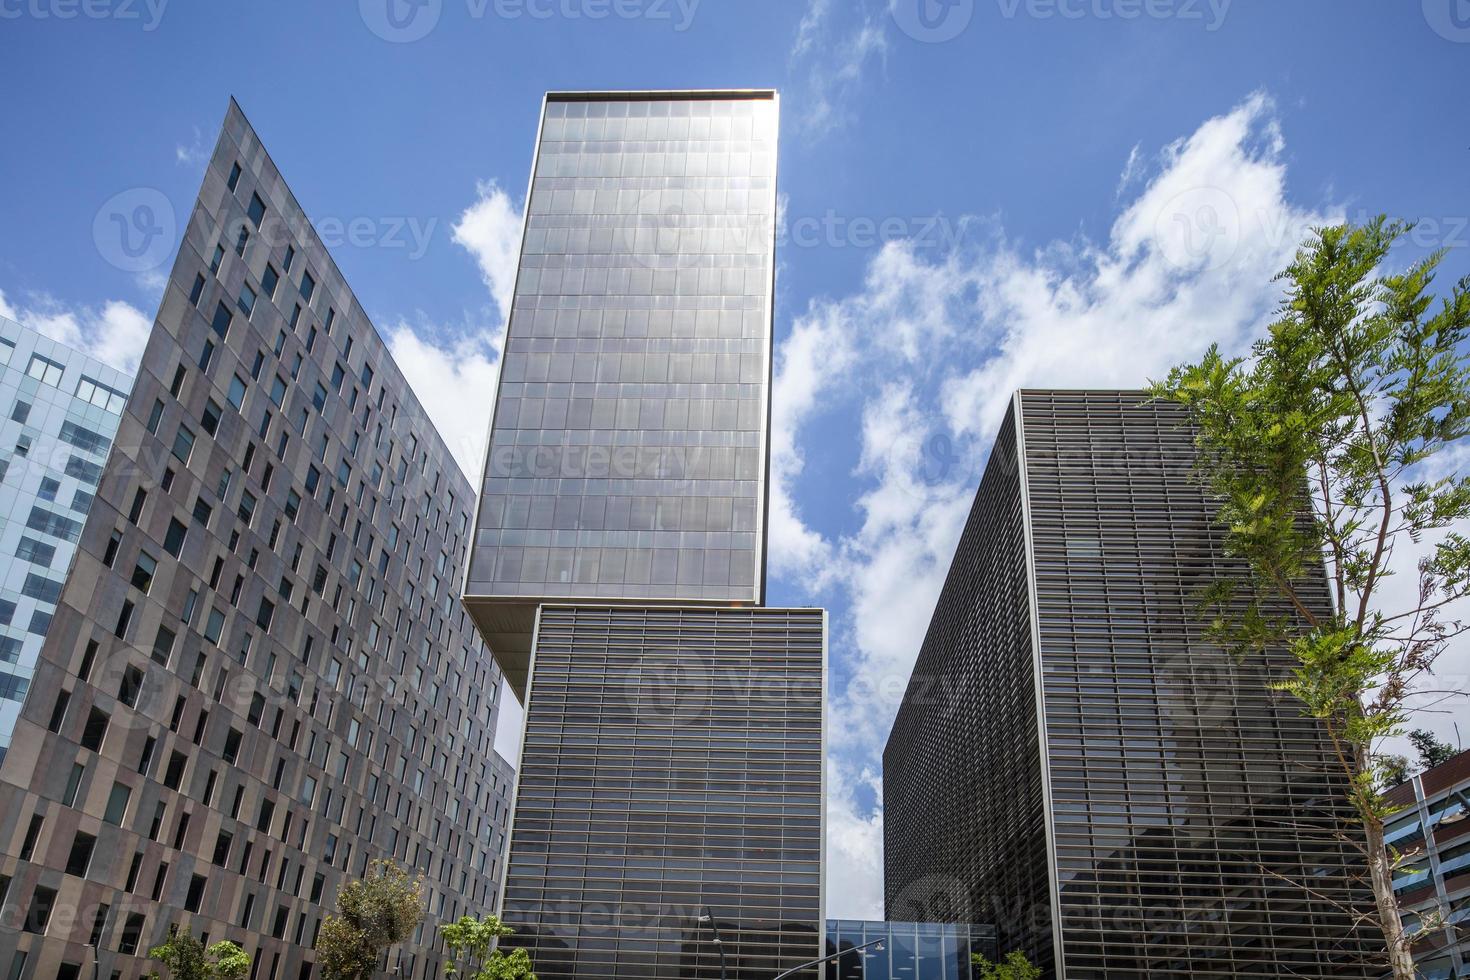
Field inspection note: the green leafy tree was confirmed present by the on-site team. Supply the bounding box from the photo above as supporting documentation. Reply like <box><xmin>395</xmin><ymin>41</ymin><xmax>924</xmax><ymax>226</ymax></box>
<box><xmin>1379</xmin><ymin>753</ymin><xmax>1412</xmax><ymax>789</ymax></box>
<box><xmin>1151</xmin><ymin>216</ymin><xmax>1470</xmax><ymax>980</ymax></box>
<box><xmin>144</xmin><ymin>928</ymin><xmax>250</xmax><ymax>980</ymax></box>
<box><xmin>315</xmin><ymin>859</ymin><xmax>425</xmax><ymax>980</ymax></box>
<box><xmin>971</xmin><ymin>950</ymin><xmax>1041</xmax><ymax>980</ymax></box>
<box><xmin>1409</xmin><ymin>728</ymin><xmax>1456</xmax><ymax>771</ymax></box>
<box><xmin>441</xmin><ymin>914</ymin><xmax>537</xmax><ymax>980</ymax></box>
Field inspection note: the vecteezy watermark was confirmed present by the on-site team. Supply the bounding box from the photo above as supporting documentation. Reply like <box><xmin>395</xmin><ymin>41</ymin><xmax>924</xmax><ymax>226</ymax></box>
<box><xmin>0</xmin><ymin>0</ymin><xmax>168</xmax><ymax>30</ymax></box>
<box><xmin>1152</xmin><ymin>185</ymin><xmax>1243</xmax><ymax>273</ymax></box>
<box><xmin>780</xmin><ymin>210</ymin><xmax>965</xmax><ymax>252</ymax></box>
<box><xmin>891</xmin><ymin>0</ymin><xmax>975</xmax><ymax>42</ymax></box>
<box><xmin>1422</xmin><ymin>0</ymin><xmax>1470</xmax><ymax>42</ymax></box>
<box><xmin>93</xmin><ymin>187</ymin><xmax>176</xmax><ymax>275</ymax></box>
<box><xmin>360</xmin><ymin>0</ymin><xmax>699</xmax><ymax>42</ymax></box>
<box><xmin>996</xmin><ymin>0</ymin><xmax>1232</xmax><ymax>30</ymax></box>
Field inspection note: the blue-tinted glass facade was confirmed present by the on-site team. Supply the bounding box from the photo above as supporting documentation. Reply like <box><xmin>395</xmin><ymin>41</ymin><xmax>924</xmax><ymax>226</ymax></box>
<box><xmin>0</xmin><ymin>315</ymin><xmax>130</xmax><ymax>765</ymax></box>
<box><xmin>823</xmin><ymin>921</ymin><xmax>996</xmax><ymax>980</ymax></box>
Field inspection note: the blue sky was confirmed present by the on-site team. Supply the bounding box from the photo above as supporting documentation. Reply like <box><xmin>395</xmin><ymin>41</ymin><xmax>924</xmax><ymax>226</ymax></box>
<box><xmin>1</xmin><ymin>0</ymin><xmax>1467</xmax><ymax>918</ymax></box>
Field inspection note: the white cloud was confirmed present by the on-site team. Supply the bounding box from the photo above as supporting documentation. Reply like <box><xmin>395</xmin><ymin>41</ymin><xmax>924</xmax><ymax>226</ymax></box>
<box><xmin>788</xmin><ymin>1</ymin><xmax>889</xmax><ymax>134</ymax></box>
<box><xmin>775</xmin><ymin>92</ymin><xmax>1346</xmax><ymax>916</ymax></box>
<box><xmin>386</xmin><ymin>180</ymin><xmax>526</xmax><ymax>483</ymax></box>
<box><xmin>791</xmin><ymin>0</ymin><xmax>832</xmax><ymax>59</ymax></box>
<box><xmin>175</xmin><ymin>126</ymin><xmax>210</xmax><ymax>169</ymax></box>
<box><xmin>825</xmin><ymin>761</ymin><xmax>886</xmax><ymax>919</ymax></box>
<box><xmin>451</xmin><ymin>180</ymin><xmax>524</xmax><ymax>325</ymax></box>
<box><xmin>386</xmin><ymin>321</ymin><xmax>503</xmax><ymax>481</ymax></box>
<box><xmin>0</xmin><ymin>289</ymin><xmax>153</xmax><ymax>375</ymax></box>
<box><xmin>1116</xmin><ymin>142</ymin><xmax>1144</xmax><ymax>200</ymax></box>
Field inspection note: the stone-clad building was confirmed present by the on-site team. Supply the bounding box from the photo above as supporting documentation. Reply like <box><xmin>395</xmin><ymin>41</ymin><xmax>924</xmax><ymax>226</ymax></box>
<box><xmin>0</xmin><ymin>99</ymin><xmax>511</xmax><ymax>980</ymax></box>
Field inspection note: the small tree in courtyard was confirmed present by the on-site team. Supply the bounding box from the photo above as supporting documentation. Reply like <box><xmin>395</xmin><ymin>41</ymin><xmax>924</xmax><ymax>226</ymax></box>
<box><xmin>441</xmin><ymin>913</ymin><xmax>537</xmax><ymax>980</ymax></box>
<box><xmin>1151</xmin><ymin>216</ymin><xmax>1470</xmax><ymax>980</ymax></box>
<box><xmin>145</xmin><ymin>928</ymin><xmax>250</xmax><ymax>980</ymax></box>
<box><xmin>971</xmin><ymin>950</ymin><xmax>1041</xmax><ymax>980</ymax></box>
<box><xmin>315</xmin><ymin>859</ymin><xmax>425</xmax><ymax>980</ymax></box>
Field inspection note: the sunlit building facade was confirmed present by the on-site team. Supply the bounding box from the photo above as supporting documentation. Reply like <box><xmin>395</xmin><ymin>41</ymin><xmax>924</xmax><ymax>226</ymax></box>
<box><xmin>0</xmin><ymin>101</ymin><xmax>510</xmax><ymax>980</ymax></box>
<box><xmin>884</xmin><ymin>390</ymin><xmax>1378</xmax><ymax>978</ymax></box>
<box><xmin>466</xmin><ymin>91</ymin><xmax>827</xmax><ymax>979</ymax></box>
<box><xmin>0</xmin><ymin>316</ymin><xmax>132</xmax><ymax>768</ymax></box>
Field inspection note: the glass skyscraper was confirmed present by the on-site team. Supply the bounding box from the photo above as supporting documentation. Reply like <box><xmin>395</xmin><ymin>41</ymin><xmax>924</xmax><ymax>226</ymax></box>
<box><xmin>0</xmin><ymin>315</ymin><xmax>132</xmax><ymax>767</ymax></box>
<box><xmin>883</xmin><ymin>391</ymin><xmax>1378</xmax><ymax>978</ymax></box>
<box><xmin>465</xmin><ymin>91</ymin><xmax>826</xmax><ymax>979</ymax></box>
<box><xmin>464</xmin><ymin>90</ymin><xmax>779</xmax><ymax>698</ymax></box>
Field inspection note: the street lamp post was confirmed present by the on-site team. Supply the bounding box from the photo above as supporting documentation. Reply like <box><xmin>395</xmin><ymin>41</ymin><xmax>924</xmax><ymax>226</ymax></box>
<box><xmin>697</xmin><ymin>907</ymin><xmax>729</xmax><ymax>980</ymax></box>
<box><xmin>771</xmin><ymin>937</ymin><xmax>885</xmax><ymax>980</ymax></box>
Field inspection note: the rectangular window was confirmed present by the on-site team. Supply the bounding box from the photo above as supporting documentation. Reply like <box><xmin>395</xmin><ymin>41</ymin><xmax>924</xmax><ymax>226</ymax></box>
<box><xmin>65</xmin><ymin>832</ymin><xmax>96</xmax><ymax>877</ymax></box>
<box><xmin>283</xmin><ymin>244</ymin><xmax>295</xmax><ymax>272</ymax></box>
<box><xmin>262</xmin><ymin>264</ymin><xmax>280</xmax><ymax>299</ymax></box>
<box><xmin>21</xmin><ymin>574</ymin><xmax>62</xmax><ymax>604</ymax></box>
<box><xmin>210</xmin><ymin>301</ymin><xmax>232</xmax><ymax>339</ymax></box>
<box><xmin>146</xmin><ymin>398</ymin><xmax>164</xmax><ymax>434</ymax></box>
<box><xmin>235</xmin><ymin>225</ymin><xmax>249</xmax><ymax>257</ymax></box>
<box><xmin>119</xmin><ymin>912</ymin><xmax>145</xmax><ymax>954</ymax></box>
<box><xmin>171</xmin><ymin>425</ymin><xmax>195</xmax><ymax>464</ymax></box>
<box><xmin>189</xmin><ymin>273</ymin><xmax>206</xmax><ymax>306</ymax></box>
<box><xmin>80</xmin><ymin>707</ymin><xmax>109</xmax><ymax>751</ymax></box>
<box><xmin>238</xmin><ymin>283</ymin><xmax>257</xmax><ymax>318</ymax></box>
<box><xmin>201</xmin><ymin>399</ymin><xmax>222</xmax><ymax>436</ymax></box>
<box><xmin>205</xmin><ymin>608</ymin><xmax>225</xmax><ymax>645</ymax></box>
<box><xmin>75</xmin><ymin>376</ymin><xmax>127</xmax><ymax>413</ymax></box>
<box><xmin>62</xmin><ymin>763</ymin><xmax>84</xmax><ymax>807</ymax></box>
<box><xmin>27</xmin><ymin>505</ymin><xmax>83</xmax><ymax>542</ymax></box>
<box><xmin>25</xmin><ymin>354</ymin><xmax>64</xmax><ymax>387</ymax></box>
<box><xmin>210</xmin><ymin>244</ymin><xmax>225</xmax><ymax>274</ymax></box>
<box><xmin>164</xmin><ymin>518</ymin><xmax>187</xmax><ymax>558</ymax></box>
<box><xmin>269</xmin><ymin>375</ymin><xmax>286</xmax><ymax>407</ymax></box>
<box><xmin>64</xmin><ymin>455</ymin><xmax>103</xmax><ymax>486</ymax></box>
<box><xmin>300</xmin><ymin>270</ymin><xmax>316</xmax><ymax>303</ymax></box>
<box><xmin>131</xmin><ymin>553</ymin><xmax>157</xmax><ymax>594</ymax></box>
<box><xmin>24</xmin><ymin>885</ymin><xmax>57</xmax><ymax>934</ymax></box>
<box><xmin>227</xmin><ymin>161</ymin><xmax>242</xmax><ymax>192</ymax></box>
<box><xmin>248</xmin><ymin>192</ymin><xmax>267</xmax><ymax>227</ymax></box>
<box><xmin>59</xmin><ymin>421</ymin><xmax>110</xmax><ymax>455</ymax></box>
<box><xmin>152</xmin><ymin>625</ymin><xmax>176</xmax><ymax>666</ymax></box>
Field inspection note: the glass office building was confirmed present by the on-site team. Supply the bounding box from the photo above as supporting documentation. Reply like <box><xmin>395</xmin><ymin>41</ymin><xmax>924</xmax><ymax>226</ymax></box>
<box><xmin>0</xmin><ymin>316</ymin><xmax>132</xmax><ymax>767</ymax></box>
<box><xmin>0</xmin><ymin>100</ymin><xmax>511</xmax><ymax>980</ymax></box>
<box><xmin>464</xmin><ymin>90</ymin><xmax>779</xmax><ymax>698</ymax></box>
<box><xmin>884</xmin><ymin>391</ymin><xmax>1378</xmax><ymax>978</ymax></box>
<box><xmin>823</xmin><ymin>921</ymin><xmax>996</xmax><ymax>980</ymax></box>
<box><xmin>1385</xmin><ymin>749</ymin><xmax>1470</xmax><ymax>978</ymax></box>
<box><xmin>464</xmin><ymin>91</ymin><xmax>826</xmax><ymax>979</ymax></box>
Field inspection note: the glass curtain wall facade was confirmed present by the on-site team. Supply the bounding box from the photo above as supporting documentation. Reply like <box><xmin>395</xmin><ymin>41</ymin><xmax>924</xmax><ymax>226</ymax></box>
<box><xmin>0</xmin><ymin>100</ymin><xmax>510</xmax><ymax>980</ymax></box>
<box><xmin>1385</xmin><ymin>749</ymin><xmax>1470</xmax><ymax>978</ymax></box>
<box><xmin>0</xmin><ymin>316</ymin><xmax>132</xmax><ymax>766</ymax></box>
<box><xmin>884</xmin><ymin>390</ymin><xmax>1378</xmax><ymax>978</ymax></box>
<box><xmin>502</xmin><ymin>605</ymin><xmax>824</xmax><ymax>979</ymax></box>
<box><xmin>463</xmin><ymin>89</ymin><xmax>826</xmax><ymax>980</ymax></box>
<box><xmin>823</xmin><ymin>921</ymin><xmax>997</xmax><ymax>980</ymax></box>
<box><xmin>464</xmin><ymin>91</ymin><xmax>779</xmax><ymax>697</ymax></box>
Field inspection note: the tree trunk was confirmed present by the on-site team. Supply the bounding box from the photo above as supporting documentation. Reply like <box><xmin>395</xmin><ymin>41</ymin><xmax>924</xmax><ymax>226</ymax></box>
<box><xmin>1364</xmin><ymin>814</ymin><xmax>1417</xmax><ymax>979</ymax></box>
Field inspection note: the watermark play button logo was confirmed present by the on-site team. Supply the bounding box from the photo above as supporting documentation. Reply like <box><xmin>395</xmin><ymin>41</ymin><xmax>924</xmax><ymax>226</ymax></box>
<box><xmin>360</xmin><ymin>0</ymin><xmax>442</xmax><ymax>42</ymax></box>
<box><xmin>892</xmin><ymin>0</ymin><xmax>974</xmax><ymax>42</ymax></box>
<box><xmin>1423</xmin><ymin>0</ymin><xmax>1470</xmax><ymax>42</ymax></box>
<box><xmin>93</xmin><ymin>187</ymin><xmax>175</xmax><ymax>274</ymax></box>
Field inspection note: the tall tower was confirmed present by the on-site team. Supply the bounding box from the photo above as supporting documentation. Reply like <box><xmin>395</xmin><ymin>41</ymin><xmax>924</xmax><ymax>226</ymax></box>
<box><xmin>464</xmin><ymin>91</ymin><xmax>826</xmax><ymax>979</ymax></box>
<box><xmin>0</xmin><ymin>101</ymin><xmax>514</xmax><ymax>980</ymax></box>
<box><xmin>883</xmin><ymin>390</ymin><xmax>1377</xmax><ymax>977</ymax></box>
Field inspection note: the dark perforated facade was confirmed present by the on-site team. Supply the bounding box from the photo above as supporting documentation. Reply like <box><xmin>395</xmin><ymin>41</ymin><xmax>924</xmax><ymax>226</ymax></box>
<box><xmin>500</xmin><ymin>604</ymin><xmax>825</xmax><ymax>979</ymax></box>
<box><xmin>885</xmin><ymin>390</ymin><xmax>1379</xmax><ymax>978</ymax></box>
